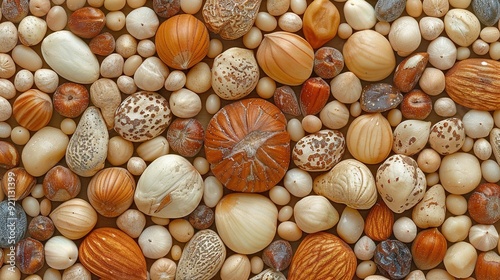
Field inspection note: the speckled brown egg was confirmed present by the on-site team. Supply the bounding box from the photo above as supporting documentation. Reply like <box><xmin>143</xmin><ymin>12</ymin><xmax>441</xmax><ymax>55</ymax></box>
<box><xmin>204</xmin><ymin>98</ymin><xmax>290</xmax><ymax>193</ymax></box>
<box><xmin>114</xmin><ymin>91</ymin><xmax>172</xmax><ymax>142</ymax></box>
<box><xmin>292</xmin><ymin>129</ymin><xmax>345</xmax><ymax>172</ymax></box>
<box><xmin>428</xmin><ymin>117</ymin><xmax>465</xmax><ymax>155</ymax></box>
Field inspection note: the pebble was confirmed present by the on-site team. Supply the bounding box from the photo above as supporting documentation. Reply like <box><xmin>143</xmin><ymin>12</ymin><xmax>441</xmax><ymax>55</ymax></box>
<box><xmin>0</xmin><ymin>200</ymin><xmax>27</xmax><ymax>247</ymax></box>
<box><xmin>261</xmin><ymin>240</ymin><xmax>293</xmax><ymax>272</ymax></box>
<box><xmin>360</xmin><ymin>83</ymin><xmax>403</xmax><ymax>113</ymax></box>
<box><xmin>374</xmin><ymin>240</ymin><xmax>412</xmax><ymax>279</ymax></box>
<box><xmin>28</xmin><ymin>215</ymin><xmax>55</xmax><ymax>241</ymax></box>
<box><xmin>188</xmin><ymin>204</ymin><xmax>214</xmax><ymax>230</ymax></box>
<box><xmin>375</xmin><ymin>0</ymin><xmax>406</xmax><ymax>22</ymax></box>
<box><xmin>472</xmin><ymin>0</ymin><xmax>500</xmax><ymax>26</ymax></box>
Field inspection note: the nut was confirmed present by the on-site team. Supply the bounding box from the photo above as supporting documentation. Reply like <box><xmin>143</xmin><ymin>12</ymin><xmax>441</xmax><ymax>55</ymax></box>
<box><xmin>166</xmin><ymin>118</ymin><xmax>204</xmax><ymax>158</ymax></box>
<box><xmin>28</xmin><ymin>215</ymin><xmax>55</xmax><ymax>241</ymax></box>
<box><xmin>273</xmin><ymin>86</ymin><xmax>301</xmax><ymax>116</ymax></box>
<box><xmin>15</xmin><ymin>237</ymin><xmax>45</xmax><ymax>274</ymax></box>
<box><xmin>43</xmin><ymin>165</ymin><xmax>81</xmax><ymax>201</ymax></box>
<box><xmin>292</xmin><ymin>129</ymin><xmax>345</xmax><ymax>172</ymax></box>
<box><xmin>67</xmin><ymin>7</ymin><xmax>106</xmax><ymax>39</ymax></box>
<box><xmin>393</xmin><ymin>52</ymin><xmax>429</xmax><ymax>92</ymax></box>
<box><xmin>0</xmin><ymin>141</ymin><xmax>19</xmax><ymax>169</ymax></box>
<box><xmin>49</xmin><ymin>198</ymin><xmax>98</xmax><ymax>240</ymax></box>
<box><xmin>411</xmin><ymin>228</ymin><xmax>447</xmax><ymax>270</ymax></box>
<box><xmin>468</xmin><ymin>183</ymin><xmax>500</xmax><ymax>224</ymax></box>
<box><xmin>288</xmin><ymin>232</ymin><xmax>356</xmax><ymax>280</ymax></box>
<box><xmin>12</xmin><ymin>89</ymin><xmax>53</xmax><ymax>131</ymax></box>
<box><xmin>445</xmin><ymin>58</ymin><xmax>500</xmax><ymax>111</ymax></box>
<box><xmin>400</xmin><ymin>89</ymin><xmax>432</xmax><ymax>120</ymax></box>
<box><xmin>299</xmin><ymin>77</ymin><xmax>330</xmax><ymax>116</ymax></box>
<box><xmin>313</xmin><ymin>47</ymin><xmax>344</xmax><ymax>79</ymax></box>
<box><xmin>89</xmin><ymin>32</ymin><xmax>115</xmax><ymax>56</ymax></box>
<box><xmin>475</xmin><ymin>251</ymin><xmax>500</xmax><ymax>280</ymax></box>
<box><xmin>53</xmin><ymin>82</ymin><xmax>89</xmax><ymax>118</ymax></box>
<box><xmin>364</xmin><ymin>199</ymin><xmax>394</xmax><ymax>241</ymax></box>
<box><xmin>360</xmin><ymin>83</ymin><xmax>403</xmax><ymax>113</ymax></box>
<box><xmin>79</xmin><ymin>227</ymin><xmax>147</xmax><ymax>280</ymax></box>
<box><xmin>1</xmin><ymin>167</ymin><xmax>36</xmax><ymax>201</ymax></box>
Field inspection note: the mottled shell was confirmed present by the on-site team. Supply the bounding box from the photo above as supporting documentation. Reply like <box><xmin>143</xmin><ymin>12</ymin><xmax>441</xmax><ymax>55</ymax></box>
<box><xmin>49</xmin><ymin>198</ymin><xmax>97</xmax><ymax>240</ymax></box>
<box><xmin>79</xmin><ymin>227</ymin><xmax>147</xmax><ymax>280</ymax></box>
<box><xmin>288</xmin><ymin>232</ymin><xmax>356</xmax><ymax>280</ymax></box>
<box><xmin>114</xmin><ymin>91</ymin><xmax>172</xmax><ymax>142</ymax></box>
<box><xmin>134</xmin><ymin>154</ymin><xmax>203</xmax><ymax>218</ymax></box>
<box><xmin>392</xmin><ymin>120</ymin><xmax>431</xmax><ymax>156</ymax></box>
<box><xmin>211</xmin><ymin>47</ymin><xmax>259</xmax><ymax>100</ymax></box>
<box><xmin>292</xmin><ymin>130</ymin><xmax>345</xmax><ymax>172</ymax></box>
<box><xmin>202</xmin><ymin>0</ymin><xmax>262</xmax><ymax>40</ymax></box>
<box><xmin>204</xmin><ymin>98</ymin><xmax>290</xmax><ymax>193</ymax></box>
<box><xmin>87</xmin><ymin>167</ymin><xmax>136</xmax><ymax>218</ymax></box>
<box><xmin>65</xmin><ymin>106</ymin><xmax>108</xmax><ymax>177</ymax></box>
<box><xmin>314</xmin><ymin>159</ymin><xmax>377</xmax><ymax>210</ymax></box>
<box><xmin>428</xmin><ymin>117</ymin><xmax>465</xmax><ymax>155</ymax></box>
<box><xmin>376</xmin><ymin>155</ymin><xmax>427</xmax><ymax>213</ymax></box>
<box><xmin>176</xmin><ymin>229</ymin><xmax>226</xmax><ymax>280</ymax></box>
<box><xmin>347</xmin><ymin>113</ymin><xmax>393</xmax><ymax>164</ymax></box>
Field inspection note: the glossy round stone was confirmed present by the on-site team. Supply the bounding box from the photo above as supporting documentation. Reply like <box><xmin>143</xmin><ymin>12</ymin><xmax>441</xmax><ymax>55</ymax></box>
<box><xmin>374</xmin><ymin>240</ymin><xmax>412</xmax><ymax>279</ymax></box>
<box><xmin>261</xmin><ymin>239</ymin><xmax>293</xmax><ymax>272</ymax></box>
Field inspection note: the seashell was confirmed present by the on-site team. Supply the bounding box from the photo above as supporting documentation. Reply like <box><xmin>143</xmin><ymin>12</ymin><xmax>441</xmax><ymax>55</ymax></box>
<box><xmin>41</xmin><ymin>30</ymin><xmax>99</xmax><ymax>84</ymax></box>
<box><xmin>49</xmin><ymin>198</ymin><xmax>98</xmax><ymax>240</ymax></box>
<box><xmin>66</xmin><ymin>106</ymin><xmax>108</xmax><ymax>177</ymax></box>
<box><xmin>87</xmin><ymin>167</ymin><xmax>136</xmax><ymax>218</ymax></box>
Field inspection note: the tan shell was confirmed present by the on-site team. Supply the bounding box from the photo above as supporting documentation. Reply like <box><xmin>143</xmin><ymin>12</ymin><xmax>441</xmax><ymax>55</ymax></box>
<box><xmin>428</xmin><ymin>117</ymin><xmax>465</xmax><ymax>155</ymax></box>
<box><xmin>392</xmin><ymin>120</ymin><xmax>431</xmax><ymax>156</ymax></box>
<box><xmin>202</xmin><ymin>0</ymin><xmax>262</xmax><ymax>40</ymax></box>
<box><xmin>313</xmin><ymin>159</ymin><xmax>377</xmax><ymax>210</ymax></box>
<box><xmin>176</xmin><ymin>229</ymin><xmax>226</xmax><ymax>280</ymax></box>
<box><xmin>491</xmin><ymin>128</ymin><xmax>500</xmax><ymax>165</ymax></box>
<box><xmin>50</xmin><ymin>198</ymin><xmax>98</xmax><ymax>240</ymax></box>
<box><xmin>65</xmin><ymin>106</ymin><xmax>108</xmax><ymax>177</ymax></box>
<box><xmin>292</xmin><ymin>130</ymin><xmax>345</xmax><ymax>172</ymax></box>
<box><xmin>346</xmin><ymin>113</ymin><xmax>393</xmax><ymax>164</ymax></box>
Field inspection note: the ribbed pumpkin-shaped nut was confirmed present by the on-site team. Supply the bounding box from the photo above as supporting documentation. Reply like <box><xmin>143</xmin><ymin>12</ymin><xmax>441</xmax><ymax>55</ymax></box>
<box><xmin>1</xmin><ymin>167</ymin><xmax>36</xmax><ymax>201</ymax></box>
<box><xmin>0</xmin><ymin>141</ymin><xmax>19</xmax><ymax>169</ymax></box>
<box><xmin>79</xmin><ymin>227</ymin><xmax>147</xmax><ymax>280</ymax></box>
<box><xmin>364</xmin><ymin>199</ymin><xmax>394</xmax><ymax>241</ymax></box>
<box><xmin>12</xmin><ymin>89</ymin><xmax>53</xmax><ymax>131</ymax></box>
<box><xmin>87</xmin><ymin>167</ymin><xmax>135</xmax><ymax>218</ymax></box>
<box><xmin>411</xmin><ymin>228</ymin><xmax>447</xmax><ymax>270</ymax></box>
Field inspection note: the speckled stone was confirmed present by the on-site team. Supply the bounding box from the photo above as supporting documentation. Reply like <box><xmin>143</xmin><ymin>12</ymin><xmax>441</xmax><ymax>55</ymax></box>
<box><xmin>360</xmin><ymin>83</ymin><xmax>403</xmax><ymax>113</ymax></box>
<box><xmin>375</xmin><ymin>0</ymin><xmax>406</xmax><ymax>22</ymax></box>
<box><xmin>262</xmin><ymin>240</ymin><xmax>293</xmax><ymax>271</ymax></box>
<box><xmin>188</xmin><ymin>204</ymin><xmax>214</xmax><ymax>230</ymax></box>
<box><xmin>0</xmin><ymin>200</ymin><xmax>27</xmax><ymax>247</ymax></box>
<box><xmin>374</xmin><ymin>240</ymin><xmax>412</xmax><ymax>279</ymax></box>
<box><xmin>472</xmin><ymin>0</ymin><xmax>500</xmax><ymax>26</ymax></box>
<box><xmin>153</xmin><ymin>0</ymin><xmax>180</xmax><ymax>18</ymax></box>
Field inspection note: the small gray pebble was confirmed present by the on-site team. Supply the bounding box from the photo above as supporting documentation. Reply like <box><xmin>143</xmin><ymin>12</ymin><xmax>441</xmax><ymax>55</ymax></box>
<box><xmin>472</xmin><ymin>0</ymin><xmax>500</xmax><ymax>26</ymax></box>
<box><xmin>0</xmin><ymin>200</ymin><xmax>27</xmax><ymax>248</ymax></box>
<box><xmin>375</xmin><ymin>0</ymin><xmax>407</xmax><ymax>22</ymax></box>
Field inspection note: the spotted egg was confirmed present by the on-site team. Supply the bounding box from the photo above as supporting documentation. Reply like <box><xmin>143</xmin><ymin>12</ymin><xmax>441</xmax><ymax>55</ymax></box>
<box><xmin>428</xmin><ymin>117</ymin><xmax>465</xmax><ymax>155</ymax></box>
<box><xmin>376</xmin><ymin>154</ymin><xmax>426</xmax><ymax>213</ymax></box>
<box><xmin>114</xmin><ymin>91</ymin><xmax>172</xmax><ymax>142</ymax></box>
<box><xmin>292</xmin><ymin>129</ymin><xmax>345</xmax><ymax>172</ymax></box>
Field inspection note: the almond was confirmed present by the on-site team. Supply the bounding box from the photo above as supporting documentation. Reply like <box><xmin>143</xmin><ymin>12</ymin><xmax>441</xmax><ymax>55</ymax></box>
<box><xmin>79</xmin><ymin>227</ymin><xmax>147</xmax><ymax>280</ymax></box>
<box><xmin>288</xmin><ymin>232</ymin><xmax>356</xmax><ymax>280</ymax></box>
<box><xmin>299</xmin><ymin>77</ymin><xmax>330</xmax><ymax>116</ymax></box>
<box><xmin>445</xmin><ymin>58</ymin><xmax>500</xmax><ymax>111</ymax></box>
<box><xmin>364</xmin><ymin>199</ymin><xmax>394</xmax><ymax>241</ymax></box>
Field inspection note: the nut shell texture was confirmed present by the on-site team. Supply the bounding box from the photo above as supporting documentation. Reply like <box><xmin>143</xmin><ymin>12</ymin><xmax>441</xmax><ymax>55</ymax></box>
<box><xmin>79</xmin><ymin>227</ymin><xmax>147</xmax><ymax>280</ymax></box>
<box><xmin>292</xmin><ymin>129</ymin><xmax>345</xmax><ymax>172</ymax></box>
<box><xmin>114</xmin><ymin>91</ymin><xmax>172</xmax><ymax>142</ymax></box>
<box><xmin>204</xmin><ymin>98</ymin><xmax>290</xmax><ymax>192</ymax></box>
<box><xmin>13</xmin><ymin>89</ymin><xmax>52</xmax><ymax>131</ymax></box>
<box><xmin>288</xmin><ymin>232</ymin><xmax>356</xmax><ymax>280</ymax></box>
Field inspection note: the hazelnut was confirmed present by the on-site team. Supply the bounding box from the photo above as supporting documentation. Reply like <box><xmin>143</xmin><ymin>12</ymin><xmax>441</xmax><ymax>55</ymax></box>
<box><xmin>400</xmin><ymin>89</ymin><xmax>432</xmax><ymax>120</ymax></box>
<box><xmin>411</xmin><ymin>228</ymin><xmax>447</xmax><ymax>270</ymax></box>
<box><xmin>0</xmin><ymin>141</ymin><xmax>19</xmax><ymax>169</ymax></box>
<box><xmin>67</xmin><ymin>7</ymin><xmax>106</xmax><ymax>38</ymax></box>
<box><xmin>89</xmin><ymin>32</ymin><xmax>115</xmax><ymax>56</ymax></box>
<box><xmin>53</xmin><ymin>83</ymin><xmax>89</xmax><ymax>118</ymax></box>
<box><xmin>475</xmin><ymin>251</ymin><xmax>500</xmax><ymax>280</ymax></box>
<box><xmin>313</xmin><ymin>47</ymin><xmax>344</xmax><ymax>79</ymax></box>
<box><xmin>15</xmin><ymin>237</ymin><xmax>45</xmax><ymax>274</ymax></box>
<box><xmin>166</xmin><ymin>118</ymin><xmax>204</xmax><ymax>158</ymax></box>
<box><xmin>1</xmin><ymin>167</ymin><xmax>36</xmax><ymax>201</ymax></box>
<box><xmin>28</xmin><ymin>215</ymin><xmax>55</xmax><ymax>241</ymax></box>
<box><xmin>468</xmin><ymin>183</ymin><xmax>500</xmax><ymax>225</ymax></box>
<box><xmin>43</xmin><ymin>165</ymin><xmax>81</xmax><ymax>201</ymax></box>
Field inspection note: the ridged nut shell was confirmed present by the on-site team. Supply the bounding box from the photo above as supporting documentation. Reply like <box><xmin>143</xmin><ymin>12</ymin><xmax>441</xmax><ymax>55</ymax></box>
<box><xmin>411</xmin><ymin>228</ymin><xmax>447</xmax><ymax>270</ymax></box>
<box><xmin>445</xmin><ymin>58</ymin><xmax>500</xmax><ymax>111</ymax></box>
<box><xmin>256</xmin><ymin>32</ymin><xmax>314</xmax><ymax>86</ymax></box>
<box><xmin>364</xmin><ymin>199</ymin><xmax>394</xmax><ymax>241</ymax></box>
<box><xmin>12</xmin><ymin>89</ymin><xmax>53</xmax><ymax>131</ymax></box>
<box><xmin>347</xmin><ymin>113</ymin><xmax>393</xmax><ymax>164</ymax></box>
<box><xmin>0</xmin><ymin>141</ymin><xmax>19</xmax><ymax>169</ymax></box>
<box><xmin>288</xmin><ymin>232</ymin><xmax>356</xmax><ymax>280</ymax></box>
<box><xmin>155</xmin><ymin>14</ymin><xmax>209</xmax><ymax>70</ymax></box>
<box><xmin>79</xmin><ymin>227</ymin><xmax>147</xmax><ymax>280</ymax></box>
<box><xmin>176</xmin><ymin>229</ymin><xmax>226</xmax><ymax>280</ymax></box>
<box><xmin>87</xmin><ymin>167</ymin><xmax>135</xmax><ymax>218</ymax></box>
<box><xmin>49</xmin><ymin>198</ymin><xmax>97</xmax><ymax>240</ymax></box>
<box><xmin>1</xmin><ymin>167</ymin><xmax>36</xmax><ymax>201</ymax></box>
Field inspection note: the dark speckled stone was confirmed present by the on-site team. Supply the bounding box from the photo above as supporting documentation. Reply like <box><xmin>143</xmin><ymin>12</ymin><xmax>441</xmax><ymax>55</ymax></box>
<box><xmin>374</xmin><ymin>240</ymin><xmax>412</xmax><ymax>280</ymax></box>
<box><xmin>472</xmin><ymin>0</ymin><xmax>500</xmax><ymax>26</ymax></box>
<box><xmin>375</xmin><ymin>0</ymin><xmax>406</xmax><ymax>22</ymax></box>
<box><xmin>0</xmin><ymin>200</ymin><xmax>27</xmax><ymax>248</ymax></box>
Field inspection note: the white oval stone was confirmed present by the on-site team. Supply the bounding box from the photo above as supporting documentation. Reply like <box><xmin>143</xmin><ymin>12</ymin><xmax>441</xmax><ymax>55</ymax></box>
<box><xmin>22</xmin><ymin>127</ymin><xmax>69</xmax><ymax>177</ymax></box>
<box><xmin>41</xmin><ymin>30</ymin><xmax>99</xmax><ymax>84</ymax></box>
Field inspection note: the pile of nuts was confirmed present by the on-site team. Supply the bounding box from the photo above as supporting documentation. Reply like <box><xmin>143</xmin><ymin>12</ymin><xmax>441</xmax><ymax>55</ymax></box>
<box><xmin>1</xmin><ymin>0</ymin><xmax>500</xmax><ymax>279</ymax></box>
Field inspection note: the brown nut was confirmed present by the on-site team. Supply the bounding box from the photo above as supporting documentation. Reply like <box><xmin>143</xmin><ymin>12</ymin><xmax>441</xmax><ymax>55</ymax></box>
<box><xmin>13</xmin><ymin>89</ymin><xmax>53</xmax><ymax>131</ymax></box>
<box><xmin>400</xmin><ymin>89</ymin><xmax>432</xmax><ymax>120</ymax></box>
<box><xmin>15</xmin><ymin>237</ymin><xmax>45</xmax><ymax>274</ymax></box>
<box><xmin>53</xmin><ymin>82</ymin><xmax>90</xmax><ymax>118</ymax></box>
<box><xmin>476</xmin><ymin>251</ymin><xmax>500</xmax><ymax>280</ymax></box>
<box><xmin>43</xmin><ymin>165</ymin><xmax>81</xmax><ymax>201</ymax></box>
<box><xmin>166</xmin><ymin>118</ymin><xmax>205</xmax><ymax>158</ymax></box>
<box><xmin>1</xmin><ymin>167</ymin><xmax>36</xmax><ymax>201</ymax></box>
<box><xmin>411</xmin><ymin>228</ymin><xmax>447</xmax><ymax>270</ymax></box>
<box><xmin>393</xmin><ymin>52</ymin><xmax>429</xmax><ymax>92</ymax></box>
<box><xmin>468</xmin><ymin>183</ymin><xmax>500</xmax><ymax>224</ymax></box>
<box><xmin>274</xmin><ymin>86</ymin><xmax>301</xmax><ymax>117</ymax></box>
<box><xmin>89</xmin><ymin>32</ymin><xmax>115</xmax><ymax>56</ymax></box>
<box><xmin>28</xmin><ymin>215</ymin><xmax>55</xmax><ymax>241</ymax></box>
<box><xmin>313</xmin><ymin>47</ymin><xmax>344</xmax><ymax>79</ymax></box>
<box><xmin>67</xmin><ymin>7</ymin><xmax>106</xmax><ymax>39</ymax></box>
<box><xmin>0</xmin><ymin>141</ymin><xmax>19</xmax><ymax>169</ymax></box>
<box><xmin>364</xmin><ymin>199</ymin><xmax>394</xmax><ymax>241</ymax></box>
<box><xmin>300</xmin><ymin>77</ymin><xmax>330</xmax><ymax>116</ymax></box>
